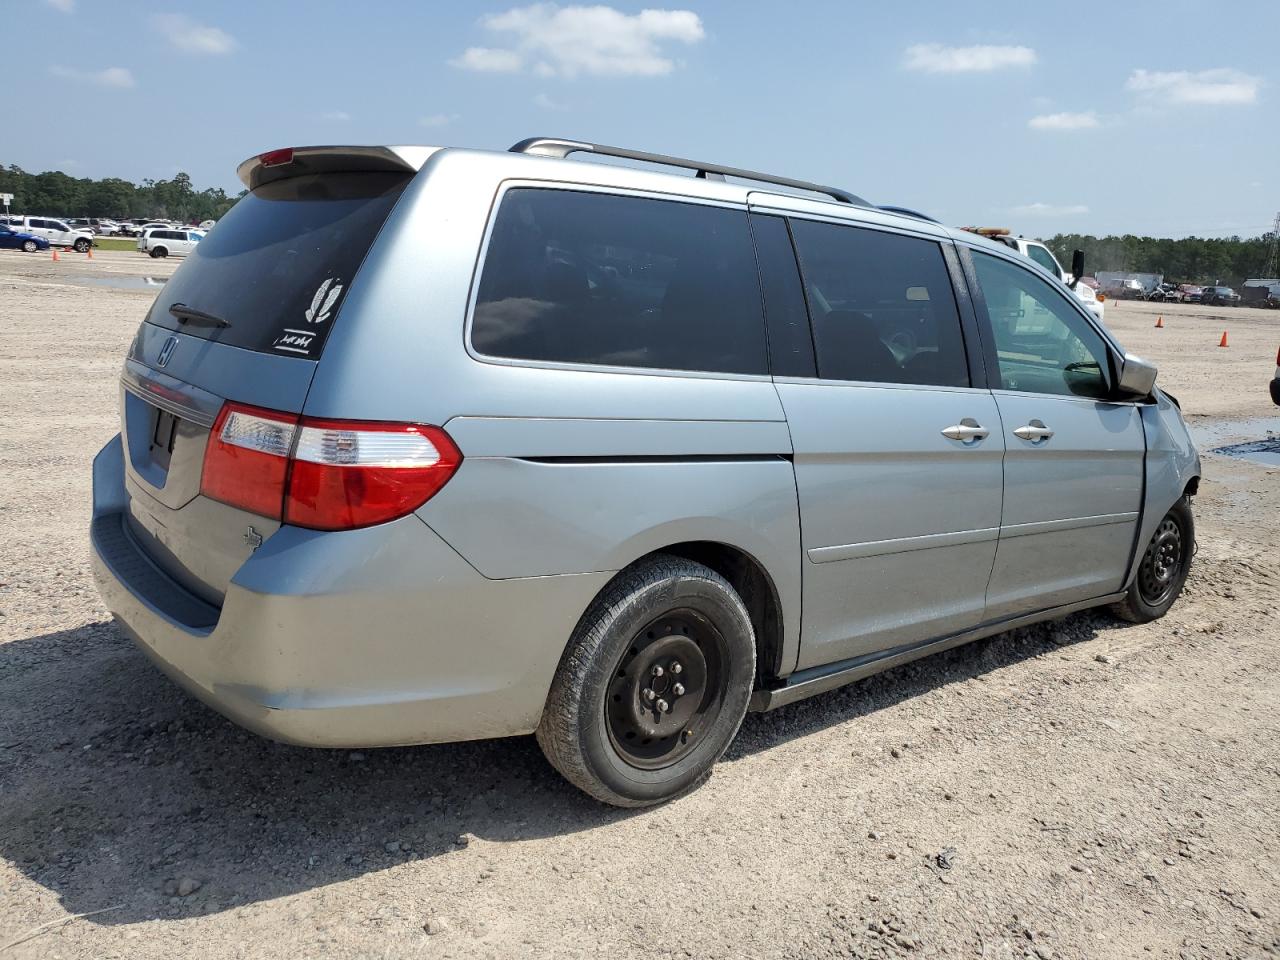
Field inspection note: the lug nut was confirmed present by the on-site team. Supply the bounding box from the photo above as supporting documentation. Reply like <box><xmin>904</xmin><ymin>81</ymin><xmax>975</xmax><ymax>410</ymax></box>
<box><xmin>656</xmin><ymin>699</ymin><xmax>670</xmax><ymax>713</ymax></box>
<box><xmin>651</xmin><ymin>665</ymin><xmax>664</xmax><ymax>678</ymax></box>
<box><xmin>670</xmin><ymin>662</ymin><xmax>682</xmax><ymax>675</ymax></box>
<box><xmin>673</xmin><ymin>682</ymin><xmax>685</xmax><ymax>696</ymax></box>
<box><xmin>643</xmin><ymin>688</ymin><xmax>655</xmax><ymax>702</ymax></box>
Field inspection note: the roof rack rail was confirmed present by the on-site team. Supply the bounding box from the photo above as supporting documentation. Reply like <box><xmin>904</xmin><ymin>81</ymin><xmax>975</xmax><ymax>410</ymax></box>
<box><xmin>877</xmin><ymin>205</ymin><xmax>939</xmax><ymax>224</ymax></box>
<box><xmin>509</xmin><ymin>137</ymin><xmax>869</xmax><ymax>207</ymax></box>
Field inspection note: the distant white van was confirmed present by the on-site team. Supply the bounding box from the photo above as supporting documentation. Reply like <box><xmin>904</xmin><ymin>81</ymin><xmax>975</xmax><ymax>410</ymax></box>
<box><xmin>137</xmin><ymin>227</ymin><xmax>204</xmax><ymax>258</ymax></box>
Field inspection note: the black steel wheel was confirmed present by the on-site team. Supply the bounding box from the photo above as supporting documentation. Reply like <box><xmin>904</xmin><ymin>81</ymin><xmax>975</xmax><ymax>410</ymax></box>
<box><xmin>605</xmin><ymin>609</ymin><xmax>728</xmax><ymax>770</ymax></box>
<box><xmin>1112</xmin><ymin>497</ymin><xmax>1194</xmax><ymax>623</ymax></box>
<box><xmin>537</xmin><ymin>555</ymin><xmax>755</xmax><ymax>807</ymax></box>
<box><xmin>1137</xmin><ymin>516</ymin><xmax>1183</xmax><ymax>607</ymax></box>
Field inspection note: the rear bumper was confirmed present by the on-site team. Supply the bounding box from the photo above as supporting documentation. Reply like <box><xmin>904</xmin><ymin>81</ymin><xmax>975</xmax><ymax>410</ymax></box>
<box><xmin>90</xmin><ymin>434</ymin><xmax>610</xmax><ymax>748</ymax></box>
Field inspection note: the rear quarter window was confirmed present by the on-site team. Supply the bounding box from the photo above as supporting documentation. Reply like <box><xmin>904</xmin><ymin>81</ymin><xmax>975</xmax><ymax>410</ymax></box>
<box><xmin>145</xmin><ymin>171</ymin><xmax>410</xmax><ymax>358</ymax></box>
<box><xmin>472</xmin><ymin>188</ymin><xmax>768</xmax><ymax>376</ymax></box>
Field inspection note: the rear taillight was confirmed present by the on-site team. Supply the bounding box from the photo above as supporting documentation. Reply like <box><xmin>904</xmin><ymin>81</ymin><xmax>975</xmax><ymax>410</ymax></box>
<box><xmin>285</xmin><ymin>419</ymin><xmax>461</xmax><ymax>530</ymax></box>
<box><xmin>199</xmin><ymin>402</ymin><xmax>461</xmax><ymax>531</ymax></box>
<box><xmin>201</xmin><ymin>403</ymin><xmax>299</xmax><ymax>519</ymax></box>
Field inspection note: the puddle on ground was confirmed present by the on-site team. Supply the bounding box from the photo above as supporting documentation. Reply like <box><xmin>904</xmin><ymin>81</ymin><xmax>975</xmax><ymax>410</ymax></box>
<box><xmin>1187</xmin><ymin>415</ymin><xmax>1280</xmax><ymax>447</ymax></box>
<box><xmin>1211</xmin><ymin>437</ymin><xmax>1280</xmax><ymax>468</ymax></box>
<box><xmin>1189</xmin><ymin>416</ymin><xmax>1280</xmax><ymax>468</ymax></box>
<box><xmin>58</xmin><ymin>274</ymin><xmax>167</xmax><ymax>290</ymax></box>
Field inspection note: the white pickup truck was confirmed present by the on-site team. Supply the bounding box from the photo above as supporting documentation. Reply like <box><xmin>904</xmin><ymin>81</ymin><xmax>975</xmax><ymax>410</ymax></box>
<box><xmin>963</xmin><ymin>228</ymin><xmax>1105</xmax><ymax>323</ymax></box>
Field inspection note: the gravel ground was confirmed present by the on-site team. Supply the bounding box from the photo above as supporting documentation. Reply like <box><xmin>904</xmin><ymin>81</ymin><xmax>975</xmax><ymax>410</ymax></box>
<box><xmin>2</xmin><ymin>250</ymin><xmax>1278</xmax><ymax>959</ymax></box>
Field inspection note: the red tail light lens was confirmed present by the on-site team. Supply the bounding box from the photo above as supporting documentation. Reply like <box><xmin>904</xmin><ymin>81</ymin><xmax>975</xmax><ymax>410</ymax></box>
<box><xmin>201</xmin><ymin>403</ymin><xmax>299</xmax><ymax>518</ymax></box>
<box><xmin>199</xmin><ymin>403</ymin><xmax>461</xmax><ymax>530</ymax></box>
<box><xmin>258</xmin><ymin>147</ymin><xmax>295</xmax><ymax>167</ymax></box>
<box><xmin>284</xmin><ymin>420</ymin><xmax>461</xmax><ymax>531</ymax></box>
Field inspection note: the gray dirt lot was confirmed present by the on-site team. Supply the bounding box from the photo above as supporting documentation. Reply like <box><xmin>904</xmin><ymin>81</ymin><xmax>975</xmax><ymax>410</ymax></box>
<box><xmin>1</xmin><ymin>250</ymin><xmax>1278</xmax><ymax>959</ymax></box>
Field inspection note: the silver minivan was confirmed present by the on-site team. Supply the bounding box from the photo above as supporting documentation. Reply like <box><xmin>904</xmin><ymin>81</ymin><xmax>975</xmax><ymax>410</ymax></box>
<box><xmin>91</xmin><ymin>138</ymin><xmax>1200</xmax><ymax>806</ymax></box>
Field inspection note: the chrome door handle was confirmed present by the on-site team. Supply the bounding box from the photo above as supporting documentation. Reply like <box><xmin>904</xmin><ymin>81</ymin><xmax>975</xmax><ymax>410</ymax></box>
<box><xmin>941</xmin><ymin>418</ymin><xmax>989</xmax><ymax>444</ymax></box>
<box><xmin>1013</xmin><ymin>419</ymin><xmax>1054</xmax><ymax>443</ymax></box>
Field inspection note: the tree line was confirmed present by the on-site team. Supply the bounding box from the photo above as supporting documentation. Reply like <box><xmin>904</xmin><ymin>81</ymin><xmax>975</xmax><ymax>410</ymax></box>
<box><xmin>0</xmin><ymin>163</ymin><xmax>243</xmax><ymax>223</ymax></box>
<box><xmin>2</xmin><ymin>161</ymin><xmax>1275</xmax><ymax>281</ymax></box>
<box><xmin>1044</xmin><ymin>232</ymin><xmax>1277</xmax><ymax>285</ymax></box>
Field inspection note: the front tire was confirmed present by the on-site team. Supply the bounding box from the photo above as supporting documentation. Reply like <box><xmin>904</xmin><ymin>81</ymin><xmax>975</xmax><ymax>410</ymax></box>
<box><xmin>536</xmin><ymin>555</ymin><xmax>756</xmax><ymax>807</ymax></box>
<box><xmin>73</xmin><ymin>238</ymin><xmax>91</xmax><ymax>253</ymax></box>
<box><xmin>22</xmin><ymin>240</ymin><xmax>37</xmax><ymax>253</ymax></box>
<box><xmin>1111</xmin><ymin>497</ymin><xmax>1194</xmax><ymax>623</ymax></box>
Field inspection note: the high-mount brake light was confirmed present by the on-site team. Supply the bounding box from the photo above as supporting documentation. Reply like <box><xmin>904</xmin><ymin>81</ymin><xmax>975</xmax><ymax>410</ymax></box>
<box><xmin>258</xmin><ymin>148</ymin><xmax>295</xmax><ymax>168</ymax></box>
<box><xmin>199</xmin><ymin>402</ymin><xmax>462</xmax><ymax>531</ymax></box>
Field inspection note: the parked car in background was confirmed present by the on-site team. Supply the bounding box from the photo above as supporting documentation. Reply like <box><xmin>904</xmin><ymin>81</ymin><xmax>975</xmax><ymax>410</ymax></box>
<box><xmin>3</xmin><ymin>215</ymin><xmax>93</xmax><ymax>251</ymax></box>
<box><xmin>198</xmin><ymin>219</ymin><xmax>217</xmax><ymax>230</ymax></box>
<box><xmin>1177</xmin><ymin>284</ymin><xmax>1203</xmax><ymax>303</ymax></box>
<box><xmin>90</xmin><ymin>139</ymin><xmax>1200</xmax><ymax>807</ymax></box>
<box><xmin>1102</xmin><ymin>278</ymin><xmax>1145</xmax><ymax>300</ymax></box>
<box><xmin>137</xmin><ymin>227</ymin><xmax>204</xmax><ymax>258</ymax></box>
<box><xmin>1201</xmin><ymin>285</ymin><xmax>1241</xmax><ymax>306</ymax></box>
<box><xmin>0</xmin><ymin>225</ymin><xmax>51</xmax><ymax>252</ymax></box>
<box><xmin>1147</xmin><ymin>283</ymin><xmax>1181</xmax><ymax>303</ymax></box>
<box><xmin>69</xmin><ymin>218</ymin><xmax>123</xmax><ymax>235</ymax></box>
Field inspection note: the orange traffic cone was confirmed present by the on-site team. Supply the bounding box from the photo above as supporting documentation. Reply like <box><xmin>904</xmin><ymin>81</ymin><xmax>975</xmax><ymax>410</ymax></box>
<box><xmin>1155</xmin><ymin>315</ymin><xmax>1163</xmax><ymax>328</ymax></box>
<box><xmin>86</xmin><ymin>246</ymin><xmax>93</xmax><ymax>259</ymax></box>
<box><xmin>1219</xmin><ymin>331</ymin><xmax>1229</xmax><ymax>348</ymax></box>
<box><xmin>51</xmin><ymin>248</ymin><xmax>59</xmax><ymax>262</ymax></box>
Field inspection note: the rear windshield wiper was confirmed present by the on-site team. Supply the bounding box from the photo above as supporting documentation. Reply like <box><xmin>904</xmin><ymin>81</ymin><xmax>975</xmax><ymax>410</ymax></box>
<box><xmin>168</xmin><ymin>302</ymin><xmax>231</xmax><ymax>328</ymax></box>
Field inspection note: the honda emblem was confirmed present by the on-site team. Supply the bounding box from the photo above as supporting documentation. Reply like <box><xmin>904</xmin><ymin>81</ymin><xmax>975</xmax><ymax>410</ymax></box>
<box><xmin>157</xmin><ymin>335</ymin><xmax>179</xmax><ymax>368</ymax></box>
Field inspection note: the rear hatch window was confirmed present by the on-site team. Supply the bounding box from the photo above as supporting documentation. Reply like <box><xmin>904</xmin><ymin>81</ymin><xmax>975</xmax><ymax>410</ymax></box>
<box><xmin>143</xmin><ymin>171</ymin><xmax>410</xmax><ymax>358</ymax></box>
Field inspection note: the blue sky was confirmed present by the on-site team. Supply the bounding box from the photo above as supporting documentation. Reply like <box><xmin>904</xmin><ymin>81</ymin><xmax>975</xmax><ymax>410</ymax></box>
<box><xmin>10</xmin><ymin>0</ymin><xmax>1277</xmax><ymax>238</ymax></box>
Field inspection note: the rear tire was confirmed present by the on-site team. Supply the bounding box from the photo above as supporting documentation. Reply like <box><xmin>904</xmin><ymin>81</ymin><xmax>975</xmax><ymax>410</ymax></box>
<box><xmin>150</xmin><ymin>247</ymin><xmax>167</xmax><ymax>259</ymax></box>
<box><xmin>1111</xmin><ymin>497</ymin><xmax>1194</xmax><ymax>623</ymax></box>
<box><xmin>536</xmin><ymin>555</ymin><xmax>756</xmax><ymax>807</ymax></box>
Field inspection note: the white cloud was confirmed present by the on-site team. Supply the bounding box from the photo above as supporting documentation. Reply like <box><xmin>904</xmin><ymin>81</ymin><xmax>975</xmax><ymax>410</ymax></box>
<box><xmin>418</xmin><ymin>113</ymin><xmax>459</xmax><ymax>128</ymax></box>
<box><xmin>451</xmin><ymin>4</ymin><xmax>704</xmax><ymax>78</ymax></box>
<box><xmin>1028</xmin><ymin>111</ymin><xmax>1099</xmax><ymax>131</ymax></box>
<box><xmin>44</xmin><ymin>0</ymin><xmax>75</xmax><ymax>12</ymax></box>
<box><xmin>904</xmin><ymin>43</ymin><xmax>1036</xmax><ymax>74</ymax></box>
<box><xmin>152</xmin><ymin>14</ymin><xmax>237</xmax><ymax>55</ymax></box>
<box><xmin>1010</xmin><ymin>202</ymin><xmax>1089</xmax><ymax>217</ymax></box>
<box><xmin>450</xmin><ymin>47</ymin><xmax>526</xmax><ymax>72</ymax></box>
<box><xmin>533</xmin><ymin>92</ymin><xmax>568</xmax><ymax>110</ymax></box>
<box><xmin>321</xmin><ymin>111</ymin><xmax>351</xmax><ymax>122</ymax></box>
<box><xmin>1126</xmin><ymin>68</ymin><xmax>1259</xmax><ymax>105</ymax></box>
<box><xmin>50</xmin><ymin>65</ymin><xmax>135</xmax><ymax>88</ymax></box>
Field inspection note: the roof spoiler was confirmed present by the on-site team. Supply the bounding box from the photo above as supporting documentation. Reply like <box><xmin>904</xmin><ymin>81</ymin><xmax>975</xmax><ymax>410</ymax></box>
<box><xmin>235</xmin><ymin>145</ymin><xmax>438</xmax><ymax>190</ymax></box>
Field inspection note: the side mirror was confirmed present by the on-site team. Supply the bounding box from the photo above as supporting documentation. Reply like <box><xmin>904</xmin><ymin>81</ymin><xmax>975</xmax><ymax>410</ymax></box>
<box><xmin>1117</xmin><ymin>353</ymin><xmax>1157</xmax><ymax>398</ymax></box>
<box><xmin>1069</xmin><ymin>249</ymin><xmax>1085</xmax><ymax>289</ymax></box>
